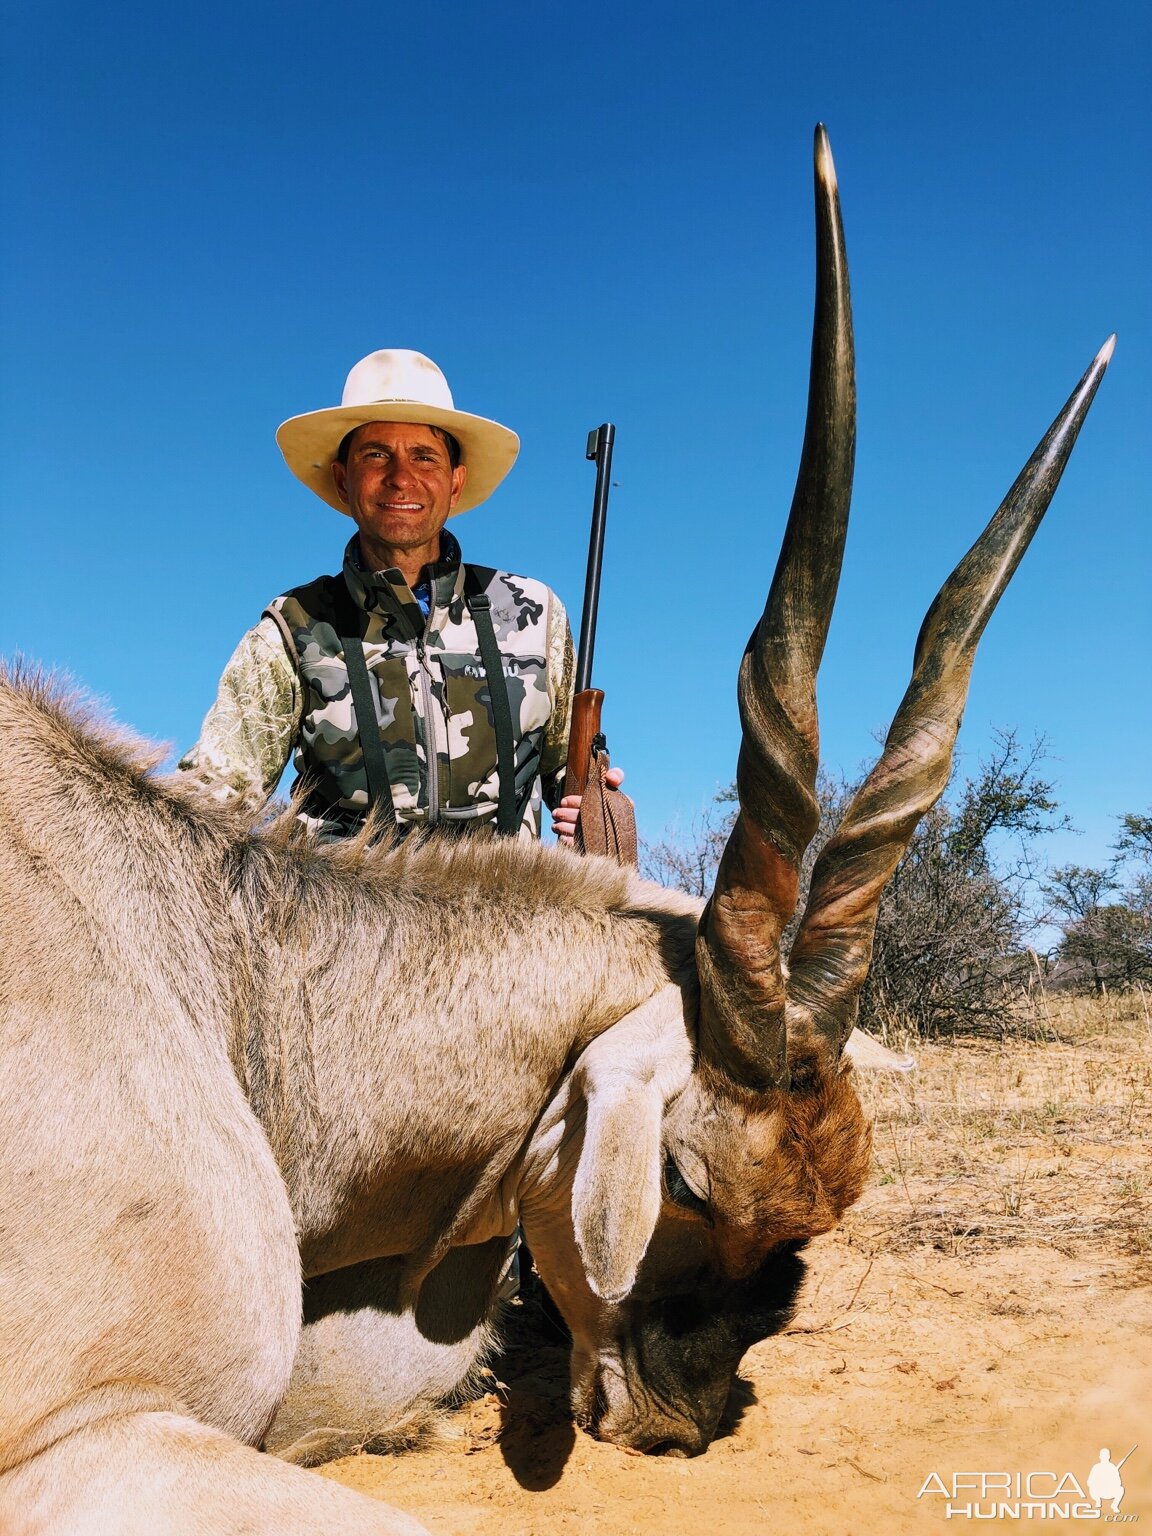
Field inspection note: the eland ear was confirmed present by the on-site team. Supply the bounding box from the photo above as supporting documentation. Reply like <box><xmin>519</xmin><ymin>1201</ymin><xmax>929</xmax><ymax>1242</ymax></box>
<box><xmin>843</xmin><ymin>1026</ymin><xmax>916</xmax><ymax>1073</ymax></box>
<box><xmin>568</xmin><ymin>986</ymin><xmax>694</xmax><ymax>1304</ymax></box>
<box><xmin>571</xmin><ymin>1076</ymin><xmax>664</xmax><ymax>1303</ymax></box>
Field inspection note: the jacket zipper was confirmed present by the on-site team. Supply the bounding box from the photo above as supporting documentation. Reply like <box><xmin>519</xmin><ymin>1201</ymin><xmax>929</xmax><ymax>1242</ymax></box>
<box><xmin>415</xmin><ymin>604</ymin><xmax>442</xmax><ymax>825</ymax></box>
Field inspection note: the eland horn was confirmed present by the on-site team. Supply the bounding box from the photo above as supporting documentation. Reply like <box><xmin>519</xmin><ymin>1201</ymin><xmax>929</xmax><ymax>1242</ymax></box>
<box><xmin>695</xmin><ymin>123</ymin><xmax>855</xmax><ymax>1092</ymax></box>
<box><xmin>786</xmin><ymin>332</ymin><xmax>1115</xmax><ymax>1056</ymax></box>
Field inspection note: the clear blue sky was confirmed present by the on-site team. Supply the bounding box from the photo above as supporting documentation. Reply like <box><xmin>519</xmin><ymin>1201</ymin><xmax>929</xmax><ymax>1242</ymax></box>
<box><xmin>2</xmin><ymin>0</ymin><xmax>1148</xmax><ymax>880</ymax></box>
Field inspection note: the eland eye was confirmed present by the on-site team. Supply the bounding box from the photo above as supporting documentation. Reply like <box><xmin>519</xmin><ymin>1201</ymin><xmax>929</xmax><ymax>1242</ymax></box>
<box><xmin>663</xmin><ymin>1153</ymin><xmax>710</xmax><ymax>1219</ymax></box>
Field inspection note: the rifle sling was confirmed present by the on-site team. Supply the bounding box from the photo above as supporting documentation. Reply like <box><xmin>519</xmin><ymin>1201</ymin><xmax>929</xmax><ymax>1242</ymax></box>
<box><xmin>341</xmin><ymin>640</ymin><xmax>398</xmax><ymax>834</ymax></box>
<box><xmin>463</xmin><ymin>566</ymin><xmax>519</xmax><ymax>837</ymax></box>
<box><xmin>331</xmin><ymin>574</ymin><xmax>396</xmax><ymax>831</ymax></box>
<box><xmin>575</xmin><ymin>739</ymin><xmax>638</xmax><ymax>867</ymax></box>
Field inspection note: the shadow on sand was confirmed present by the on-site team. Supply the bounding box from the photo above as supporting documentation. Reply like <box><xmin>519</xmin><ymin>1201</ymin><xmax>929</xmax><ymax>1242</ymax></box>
<box><xmin>485</xmin><ymin>1279</ymin><xmax>758</xmax><ymax>1489</ymax></box>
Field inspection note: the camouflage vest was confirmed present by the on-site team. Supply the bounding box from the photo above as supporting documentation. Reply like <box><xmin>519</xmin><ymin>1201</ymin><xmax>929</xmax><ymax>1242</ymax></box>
<box><xmin>267</xmin><ymin>536</ymin><xmax>558</xmax><ymax>838</ymax></box>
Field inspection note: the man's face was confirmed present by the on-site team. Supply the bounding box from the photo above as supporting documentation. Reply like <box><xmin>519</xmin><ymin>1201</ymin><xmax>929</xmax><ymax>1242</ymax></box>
<box><xmin>331</xmin><ymin>422</ymin><xmax>467</xmax><ymax>568</ymax></box>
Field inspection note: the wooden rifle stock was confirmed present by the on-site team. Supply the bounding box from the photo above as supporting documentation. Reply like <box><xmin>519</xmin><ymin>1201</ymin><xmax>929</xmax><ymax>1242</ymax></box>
<box><xmin>563</xmin><ymin>688</ymin><xmax>604</xmax><ymax>799</ymax></box>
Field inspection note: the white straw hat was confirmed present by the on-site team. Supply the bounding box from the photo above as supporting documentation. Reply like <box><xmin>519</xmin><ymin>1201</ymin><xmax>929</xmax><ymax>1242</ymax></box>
<box><xmin>276</xmin><ymin>350</ymin><xmax>520</xmax><ymax>515</ymax></box>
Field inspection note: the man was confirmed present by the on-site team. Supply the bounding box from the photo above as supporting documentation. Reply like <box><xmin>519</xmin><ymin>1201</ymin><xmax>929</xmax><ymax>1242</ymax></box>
<box><xmin>180</xmin><ymin>349</ymin><xmax>615</xmax><ymax>841</ymax></box>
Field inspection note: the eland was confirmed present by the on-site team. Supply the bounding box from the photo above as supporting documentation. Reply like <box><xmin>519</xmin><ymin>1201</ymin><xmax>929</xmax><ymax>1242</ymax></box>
<box><xmin>0</xmin><ymin>127</ymin><xmax>1111</xmax><ymax>1532</ymax></box>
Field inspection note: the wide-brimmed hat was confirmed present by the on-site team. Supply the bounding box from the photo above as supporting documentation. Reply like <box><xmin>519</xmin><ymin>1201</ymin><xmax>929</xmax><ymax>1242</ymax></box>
<box><xmin>276</xmin><ymin>349</ymin><xmax>520</xmax><ymax>515</ymax></box>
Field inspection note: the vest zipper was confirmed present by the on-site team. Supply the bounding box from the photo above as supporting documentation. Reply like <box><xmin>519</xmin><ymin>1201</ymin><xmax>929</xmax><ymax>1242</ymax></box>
<box><xmin>414</xmin><ymin>636</ymin><xmax>441</xmax><ymax>826</ymax></box>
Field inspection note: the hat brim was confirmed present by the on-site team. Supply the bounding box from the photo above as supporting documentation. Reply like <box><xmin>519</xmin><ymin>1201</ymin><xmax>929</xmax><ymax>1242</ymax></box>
<box><xmin>276</xmin><ymin>402</ymin><xmax>520</xmax><ymax>515</ymax></box>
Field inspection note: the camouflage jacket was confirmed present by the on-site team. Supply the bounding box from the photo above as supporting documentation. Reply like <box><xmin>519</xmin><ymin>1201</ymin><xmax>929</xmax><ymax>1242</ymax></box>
<box><xmin>179</xmin><ymin>535</ymin><xmax>574</xmax><ymax>839</ymax></box>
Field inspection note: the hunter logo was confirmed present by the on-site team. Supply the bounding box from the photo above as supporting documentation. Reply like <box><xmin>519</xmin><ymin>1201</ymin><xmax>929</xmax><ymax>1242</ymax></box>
<box><xmin>917</xmin><ymin>1445</ymin><xmax>1138</xmax><ymax>1521</ymax></box>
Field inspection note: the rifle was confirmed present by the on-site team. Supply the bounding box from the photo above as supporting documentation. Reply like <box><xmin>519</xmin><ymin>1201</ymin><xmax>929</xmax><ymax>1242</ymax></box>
<box><xmin>563</xmin><ymin>423</ymin><xmax>615</xmax><ymax>800</ymax></box>
<box><xmin>562</xmin><ymin>424</ymin><xmax>636</xmax><ymax>862</ymax></box>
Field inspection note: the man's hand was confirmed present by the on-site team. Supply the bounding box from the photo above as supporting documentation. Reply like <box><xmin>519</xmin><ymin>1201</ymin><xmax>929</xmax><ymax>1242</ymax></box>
<box><xmin>553</xmin><ymin>766</ymin><xmax>626</xmax><ymax>846</ymax></box>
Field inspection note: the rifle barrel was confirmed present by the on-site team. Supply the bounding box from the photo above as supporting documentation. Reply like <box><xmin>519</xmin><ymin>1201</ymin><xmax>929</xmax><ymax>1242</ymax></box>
<box><xmin>575</xmin><ymin>423</ymin><xmax>615</xmax><ymax>693</ymax></box>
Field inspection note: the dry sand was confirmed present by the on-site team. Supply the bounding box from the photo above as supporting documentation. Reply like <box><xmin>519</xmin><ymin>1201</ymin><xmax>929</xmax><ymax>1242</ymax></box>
<box><xmin>321</xmin><ymin>996</ymin><xmax>1152</xmax><ymax>1533</ymax></box>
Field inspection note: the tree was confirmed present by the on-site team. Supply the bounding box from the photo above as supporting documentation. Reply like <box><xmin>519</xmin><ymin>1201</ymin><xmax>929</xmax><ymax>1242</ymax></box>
<box><xmin>1114</xmin><ymin>811</ymin><xmax>1152</xmax><ymax>930</ymax></box>
<box><xmin>947</xmin><ymin>731</ymin><xmax>1068</xmax><ymax>874</ymax></box>
<box><xmin>1045</xmin><ymin>812</ymin><xmax>1152</xmax><ymax>992</ymax></box>
<box><xmin>860</xmin><ymin>803</ymin><xmax>1025</xmax><ymax>1036</ymax></box>
<box><xmin>1063</xmin><ymin>905</ymin><xmax>1152</xmax><ymax>991</ymax></box>
<box><xmin>1115</xmin><ymin>811</ymin><xmax>1152</xmax><ymax>864</ymax></box>
<box><xmin>859</xmin><ymin>732</ymin><xmax>1065</xmax><ymax>1036</ymax></box>
<box><xmin>640</xmin><ymin>786</ymin><xmax>737</xmax><ymax>898</ymax></box>
<box><xmin>643</xmin><ymin>729</ymin><xmax>1066</xmax><ymax>1036</ymax></box>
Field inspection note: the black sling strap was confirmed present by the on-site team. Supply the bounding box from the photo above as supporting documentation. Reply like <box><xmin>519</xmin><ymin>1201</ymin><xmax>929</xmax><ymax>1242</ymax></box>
<box><xmin>342</xmin><ymin>635</ymin><xmax>398</xmax><ymax>831</ymax></box>
<box><xmin>463</xmin><ymin>565</ymin><xmax>519</xmax><ymax>837</ymax></box>
<box><xmin>334</xmin><ymin>579</ymin><xmax>397</xmax><ymax>832</ymax></box>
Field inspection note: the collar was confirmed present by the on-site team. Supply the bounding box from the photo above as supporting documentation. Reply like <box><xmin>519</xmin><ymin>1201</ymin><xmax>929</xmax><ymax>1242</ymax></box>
<box><xmin>342</xmin><ymin>530</ymin><xmax>467</xmax><ymax>638</ymax></box>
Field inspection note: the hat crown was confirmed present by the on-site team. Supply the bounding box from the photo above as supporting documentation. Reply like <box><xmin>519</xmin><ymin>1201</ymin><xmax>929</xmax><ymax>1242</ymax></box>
<box><xmin>341</xmin><ymin>350</ymin><xmax>456</xmax><ymax>412</ymax></box>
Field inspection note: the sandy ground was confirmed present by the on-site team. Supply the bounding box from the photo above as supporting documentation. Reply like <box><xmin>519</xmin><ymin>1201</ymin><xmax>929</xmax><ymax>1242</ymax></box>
<box><xmin>321</xmin><ymin>998</ymin><xmax>1152</xmax><ymax>1534</ymax></box>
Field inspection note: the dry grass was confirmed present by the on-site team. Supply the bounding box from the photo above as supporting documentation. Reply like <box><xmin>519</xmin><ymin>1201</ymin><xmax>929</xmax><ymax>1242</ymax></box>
<box><xmin>849</xmin><ymin>991</ymin><xmax>1152</xmax><ymax>1269</ymax></box>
